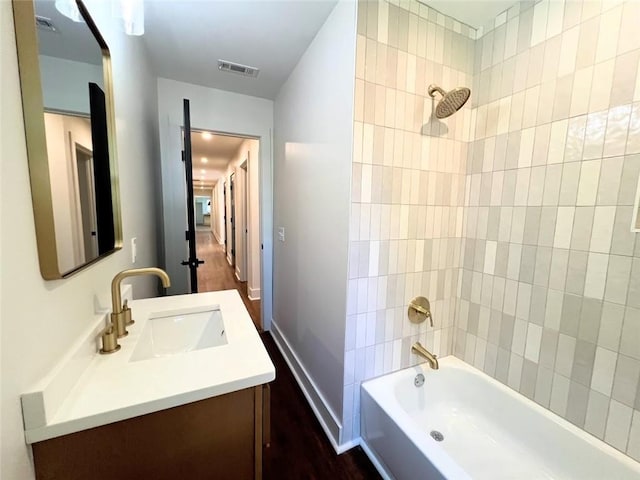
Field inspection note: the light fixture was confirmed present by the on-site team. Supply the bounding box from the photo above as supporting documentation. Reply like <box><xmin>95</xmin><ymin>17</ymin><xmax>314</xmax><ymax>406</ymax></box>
<box><xmin>55</xmin><ymin>0</ymin><xmax>83</xmax><ymax>22</ymax></box>
<box><xmin>56</xmin><ymin>0</ymin><xmax>145</xmax><ymax>35</ymax></box>
<box><xmin>201</xmin><ymin>157</ymin><xmax>208</xmax><ymax>163</ymax></box>
<box><xmin>200</xmin><ymin>169</ymin><xmax>206</xmax><ymax>174</ymax></box>
<box><xmin>113</xmin><ymin>0</ymin><xmax>144</xmax><ymax>35</ymax></box>
<box><xmin>201</xmin><ymin>132</ymin><xmax>212</xmax><ymax>140</ymax></box>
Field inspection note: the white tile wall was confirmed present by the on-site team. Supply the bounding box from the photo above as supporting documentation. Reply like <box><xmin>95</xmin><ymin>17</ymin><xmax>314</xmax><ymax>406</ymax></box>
<box><xmin>344</xmin><ymin>0</ymin><xmax>473</xmax><ymax>441</ymax></box>
<box><xmin>345</xmin><ymin>0</ymin><xmax>640</xmax><ymax>463</ymax></box>
<box><xmin>456</xmin><ymin>0</ymin><xmax>640</xmax><ymax>461</ymax></box>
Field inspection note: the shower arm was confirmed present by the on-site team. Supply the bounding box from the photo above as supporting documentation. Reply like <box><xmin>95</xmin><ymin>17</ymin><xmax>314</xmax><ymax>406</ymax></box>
<box><xmin>427</xmin><ymin>84</ymin><xmax>447</xmax><ymax>98</ymax></box>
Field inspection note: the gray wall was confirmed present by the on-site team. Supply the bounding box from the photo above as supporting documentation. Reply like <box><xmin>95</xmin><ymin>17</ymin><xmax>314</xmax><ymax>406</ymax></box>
<box><xmin>273</xmin><ymin>0</ymin><xmax>356</xmax><ymax>439</ymax></box>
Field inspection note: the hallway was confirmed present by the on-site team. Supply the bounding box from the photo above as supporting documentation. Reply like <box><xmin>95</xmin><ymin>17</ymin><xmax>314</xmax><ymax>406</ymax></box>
<box><xmin>196</xmin><ymin>230</ymin><xmax>261</xmax><ymax>330</ymax></box>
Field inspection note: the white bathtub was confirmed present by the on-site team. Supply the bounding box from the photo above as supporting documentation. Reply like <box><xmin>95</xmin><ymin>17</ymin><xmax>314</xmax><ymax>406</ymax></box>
<box><xmin>360</xmin><ymin>356</ymin><xmax>640</xmax><ymax>480</ymax></box>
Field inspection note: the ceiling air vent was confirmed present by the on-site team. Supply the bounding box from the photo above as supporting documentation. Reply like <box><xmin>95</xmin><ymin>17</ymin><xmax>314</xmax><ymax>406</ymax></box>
<box><xmin>217</xmin><ymin>60</ymin><xmax>259</xmax><ymax>78</ymax></box>
<box><xmin>35</xmin><ymin>15</ymin><xmax>58</xmax><ymax>33</ymax></box>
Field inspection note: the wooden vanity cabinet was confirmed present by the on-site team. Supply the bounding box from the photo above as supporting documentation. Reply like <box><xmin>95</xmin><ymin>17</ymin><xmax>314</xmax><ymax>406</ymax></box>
<box><xmin>32</xmin><ymin>385</ymin><xmax>270</xmax><ymax>480</ymax></box>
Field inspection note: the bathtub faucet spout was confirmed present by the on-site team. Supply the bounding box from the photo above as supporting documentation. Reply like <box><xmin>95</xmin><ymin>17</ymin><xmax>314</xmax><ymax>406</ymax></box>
<box><xmin>411</xmin><ymin>342</ymin><xmax>439</xmax><ymax>370</ymax></box>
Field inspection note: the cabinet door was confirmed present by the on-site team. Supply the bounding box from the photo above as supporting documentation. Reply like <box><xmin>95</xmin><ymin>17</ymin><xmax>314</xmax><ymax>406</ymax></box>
<box><xmin>33</xmin><ymin>388</ymin><xmax>259</xmax><ymax>480</ymax></box>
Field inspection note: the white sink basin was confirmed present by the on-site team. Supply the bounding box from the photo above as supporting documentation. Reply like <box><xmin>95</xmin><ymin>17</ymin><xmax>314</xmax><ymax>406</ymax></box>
<box><xmin>130</xmin><ymin>305</ymin><xmax>227</xmax><ymax>362</ymax></box>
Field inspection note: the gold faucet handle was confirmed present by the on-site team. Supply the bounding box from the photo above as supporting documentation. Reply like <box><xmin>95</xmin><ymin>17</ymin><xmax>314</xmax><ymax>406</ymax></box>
<box><xmin>408</xmin><ymin>297</ymin><xmax>433</xmax><ymax>327</ymax></box>
<box><xmin>123</xmin><ymin>299</ymin><xmax>134</xmax><ymax>326</ymax></box>
<box><xmin>99</xmin><ymin>323</ymin><xmax>120</xmax><ymax>354</ymax></box>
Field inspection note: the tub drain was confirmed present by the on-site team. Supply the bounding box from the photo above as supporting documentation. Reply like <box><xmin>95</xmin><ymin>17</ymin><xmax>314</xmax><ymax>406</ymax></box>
<box><xmin>430</xmin><ymin>430</ymin><xmax>444</xmax><ymax>442</ymax></box>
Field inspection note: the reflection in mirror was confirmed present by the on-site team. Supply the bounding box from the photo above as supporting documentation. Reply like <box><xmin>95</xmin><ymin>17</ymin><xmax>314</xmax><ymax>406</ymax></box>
<box><xmin>13</xmin><ymin>0</ymin><xmax>121</xmax><ymax>279</ymax></box>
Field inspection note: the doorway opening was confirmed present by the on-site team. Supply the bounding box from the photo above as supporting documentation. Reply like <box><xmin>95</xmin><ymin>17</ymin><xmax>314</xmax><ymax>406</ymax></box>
<box><xmin>190</xmin><ymin>128</ymin><xmax>262</xmax><ymax>330</ymax></box>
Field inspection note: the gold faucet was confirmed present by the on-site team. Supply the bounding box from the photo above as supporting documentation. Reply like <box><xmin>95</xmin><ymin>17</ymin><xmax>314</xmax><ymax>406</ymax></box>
<box><xmin>110</xmin><ymin>267</ymin><xmax>171</xmax><ymax>338</ymax></box>
<box><xmin>412</xmin><ymin>342</ymin><xmax>439</xmax><ymax>370</ymax></box>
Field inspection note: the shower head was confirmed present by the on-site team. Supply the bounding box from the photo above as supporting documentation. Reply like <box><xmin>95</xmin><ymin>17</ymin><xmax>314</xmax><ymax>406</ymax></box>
<box><xmin>427</xmin><ymin>84</ymin><xmax>471</xmax><ymax>119</ymax></box>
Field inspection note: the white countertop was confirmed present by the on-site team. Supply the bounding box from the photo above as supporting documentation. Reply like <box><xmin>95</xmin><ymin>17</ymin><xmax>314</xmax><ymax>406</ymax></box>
<box><xmin>23</xmin><ymin>290</ymin><xmax>275</xmax><ymax>444</ymax></box>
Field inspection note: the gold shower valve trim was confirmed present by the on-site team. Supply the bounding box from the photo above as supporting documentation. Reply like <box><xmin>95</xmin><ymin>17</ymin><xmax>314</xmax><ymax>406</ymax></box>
<box><xmin>408</xmin><ymin>296</ymin><xmax>433</xmax><ymax>327</ymax></box>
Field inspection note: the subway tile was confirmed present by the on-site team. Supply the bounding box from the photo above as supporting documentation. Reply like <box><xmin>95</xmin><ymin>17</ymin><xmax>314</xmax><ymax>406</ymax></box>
<box><xmin>559</xmin><ymin>162</ymin><xmax>581</xmax><ymax>205</ymax></box>
<box><xmin>592</xmin><ymin>346</ymin><xmax>618</xmax><ymax>396</ymax></box>
<box><xmin>579</xmin><ymin>298</ymin><xmax>603</xmax><ymax>344</ymax></box>
<box><xmin>610</xmin><ymin>206</ymin><xmax>637</xmax><ymax>256</ymax></box>
<box><xmin>612</xmin><ymin>354</ymin><xmax>640</xmax><ymax>408</ymax></box>
<box><xmin>544</xmin><ymin>288</ymin><xmax>564</xmax><ymax>331</ymax></box>
<box><xmin>548</xmin><ymin>249</ymin><xmax>569</xmax><ymax>292</ymax></box>
<box><xmin>550</xmin><ymin>373</ymin><xmax>571</xmax><ymax>417</ymax></box>
<box><xmin>557</xmin><ymin>23</ymin><xmax>579</xmax><ymax>77</ymax></box>
<box><xmin>580</xmin><ymin>0</ymin><xmax>602</xmax><ymax>23</ymax></box>
<box><xmin>554</xmin><ymin>207</ymin><xmax>575</xmax><ymax>249</ymax></box>
<box><xmin>534</xmin><ymin>365</ymin><xmax>554</xmax><ymax>407</ymax></box>
<box><xmin>571</xmin><ymin>207</ymin><xmax>595</xmax><ymax>251</ymax></box>
<box><xmin>618</xmin><ymin>154</ymin><xmax>640</xmax><ymax>205</ymax></box>
<box><xmin>520</xmin><ymin>358</ymin><xmax>538</xmax><ymax>399</ymax></box>
<box><xmin>590</xmin><ymin>206</ymin><xmax>616</xmax><ymax>253</ymax></box>
<box><xmin>605</xmin><ymin>255</ymin><xmax>632</xmax><ymax>305</ymax></box>
<box><xmin>565</xmin><ymin>115</ymin><xmax>588</xmax><ymax>163</ymax></box>
<box><xmin>620</xmin><ymin>306</ymin><xmax>640</xmax><ymax>361</ymax></box>
<box><xmin>552</xmin><ymin>74</ymin><xmax>574</xmax><ymax>121</ymax></box>
<box><xmin>626</xmin><ymin>257</ymin><xmax>640</xmax><ymax>309</ymax></box>
<box><xmin>570</xmin><ymin>67</ymin><xmax>594</xmax><ymax>117</ymax></box>
<box><xmin>495</xmin><ymin>347</ymin><xmax>511</xmax><ymax>384</ymax></box>
<box><xmin>576</xmin><ymin>16</ymin><xmax>599</xmax><ymax>70</ymax></box>
<box><xmin>594</xmin><ymin>4</ymin><xmax>622</xmax><ymax>63</ymax></box>
<box><xmin>556</xmin><ymin>332</ymin><xmax>577</xmax><ymax>377</ymax></box>
<box><xmin>588</xmin><ymin>59</ymin><xmax>614</xmax><ymax>113</ymax></box>
<box><xmin>605</xmin><ymin>399</ymin><xmax>632</xmax><ymax>452</ymax></box>
<box><xmin>524</xmin><ymin>322</ymin><xmax>542</xmax><ymax>363</ymax></box>
<box><xmin>507</xmin><ymin>352</ymin><xmax>524</xmax><ymax>390</ymax></box>
<box><xmin>566</xmin><ymin>380</ymin><xmax>590</xmax><ymax>428</ymax></box>
<box><xmin>584</xmin><ymin>252</ymin><xmax>609</xmax><ymax>300</ymax></box>
<box><xmin>617</xmin><ymin>0</ymin><xmax>640</xmax><ymax>55</ymax></box>
<box><xmin>577</xmin><ymin>160</ymin><xmax>602</xmax><ymax>205</ymax></box>
<box><xmin>539</xmin><ymin>327</ymin><xmax>559</xmax><ymax>370</ymax></box>
<box><xmin>519</xmin><ymin>245</ymin><xmax>537</xmax><ymax>284</ymax></box>
<box><xmin>597</xmin><ymin>301</ymin><xmax>625</xmax><ymax>351</ymax></box>
<box><xmin>523</xmin><ymin>207</ymin><xmax>542</xmax><ymax>245</ymax></box>
<box><xmin>584</xmin><ymin>389</ymin><xmax>610</xmax><ymax>439</ymax></box>
<box><xmin>512</xmin><ymin>317</ymin><xmax>528</xmax><ymax>356</ymax></box>
<box><xmin>499</xmin><ymin>313</ymin><xmax>516</xmax><ymax>350</ymax></box>
<box><xmin>562</xmin><ymin>0</ymin><xmax>582</xmax><ymax>31</ymax></box>
<box><xmin>566</xmin><ymin>250</ymin><xmax>588</xmax><ymax>296</ymax></box>
<box><xmin>572</xmin><ymin>339</ymin><xmax>597</xmax><ymax>387</ymax></box>
<box><xmin>533</xmin><ymin>247</ymin><xmax>552</xmax><ymax>288</ymax></box>
<box><xmin>597</xmin><ymin>157</ymin><xmax>624</xmax><ymax>205</ymax></box>
<box><xmin>628</xmin><ymin>410</ymin><xmax>640</xmax><ymax>462</ymax></box>
<box><xmin>528</xmin><ymin>166</ymin><xmax>546</xmax><ymax>204</ymax></box>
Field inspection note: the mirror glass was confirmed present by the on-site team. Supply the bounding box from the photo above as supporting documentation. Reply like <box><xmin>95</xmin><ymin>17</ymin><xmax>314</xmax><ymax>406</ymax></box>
<box><xmin>13</xmin><ymin>0</ymin><xmax>121</xmax><ymax>279</ymax></box>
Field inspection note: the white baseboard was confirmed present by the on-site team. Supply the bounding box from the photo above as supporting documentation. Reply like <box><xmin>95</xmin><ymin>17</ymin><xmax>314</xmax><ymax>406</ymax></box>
<box><xmin>270</xmin><ymin>322</ymin><xmax>357</xmax><ymax>454</ymax></box>
<box><xmin>360</xmin><ymin>439</ymin><xmax>392</xmax><ymax>480</ymax></box>
<box><xmin>213</xmin><ymin>230</ymin><xmax>224</xmax><ymax>245</ymax></box>
<box><xmin>248</xmin><ymin>286</ymin><xmax>261</xmax><ymax>301</ymax></box>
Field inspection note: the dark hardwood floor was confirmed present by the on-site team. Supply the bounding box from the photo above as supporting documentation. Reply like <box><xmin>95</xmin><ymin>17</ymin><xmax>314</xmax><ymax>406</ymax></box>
<box><xmin>262</xmin><ymin>333</ymin><xmax>381</xmax><ymax>480</ymax></box>
<box><xmin>195</xmin><ymin>229</ymin><xmax>380</xmax><ymax>478</ymax></box>
<box><xmin>196</xmin><ymin>230</ymin><xmax>261</xmax><ymax>330</ymax></box>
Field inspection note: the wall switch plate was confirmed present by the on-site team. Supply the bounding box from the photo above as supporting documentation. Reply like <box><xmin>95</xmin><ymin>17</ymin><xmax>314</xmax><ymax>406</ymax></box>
<box><xmin>278</xmin><ymin>227</ymin><xmax>285</xmax><ymax>242</ymax></box>
<box><xmin>131</xmin><ymin>237</ymin><xmax>137</xmax><ymax>263</ymax></box>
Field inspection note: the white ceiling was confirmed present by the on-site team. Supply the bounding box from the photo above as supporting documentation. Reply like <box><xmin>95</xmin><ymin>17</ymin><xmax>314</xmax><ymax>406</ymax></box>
<box><xmin>191</xmin><ymin>131</ymin><xmax>245</xmax><ymax>186</ymax></box>
<box><xmin>420</xmin><ymin>0</ymin><xmax>518</xmax><ymax>29</ymax></box>
<box><xmin>142</xmin><ymin>0</ymin><xmax>338</xmax><ymax>100</ymax></box>
<box><xmin>35</xmin><ymin>0</ymin><xmax>102</xmax><ymax>65</ymax></box>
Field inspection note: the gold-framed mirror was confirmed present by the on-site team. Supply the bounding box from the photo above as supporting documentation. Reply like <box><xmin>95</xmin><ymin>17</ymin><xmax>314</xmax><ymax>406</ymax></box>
<box><xmin>13</xmin><ymin>0</ymin><xmax>122</xmax><ymax>280</ymax></box>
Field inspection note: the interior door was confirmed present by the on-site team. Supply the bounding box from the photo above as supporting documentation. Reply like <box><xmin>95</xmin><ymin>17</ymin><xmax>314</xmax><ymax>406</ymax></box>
<box><xmin>230</xmin><ymin>173</ymin><xmax>236</xmax><ymax>266</ymax></box>
<box><xmin>180</xmin><ymin>98</ymin><xmax>203</xmax><ymax>293</ymax></box>
<box><xmin>88</xmin><ymin>82</ymin><xmax>114</xmax><ymax>255</ymax></box>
